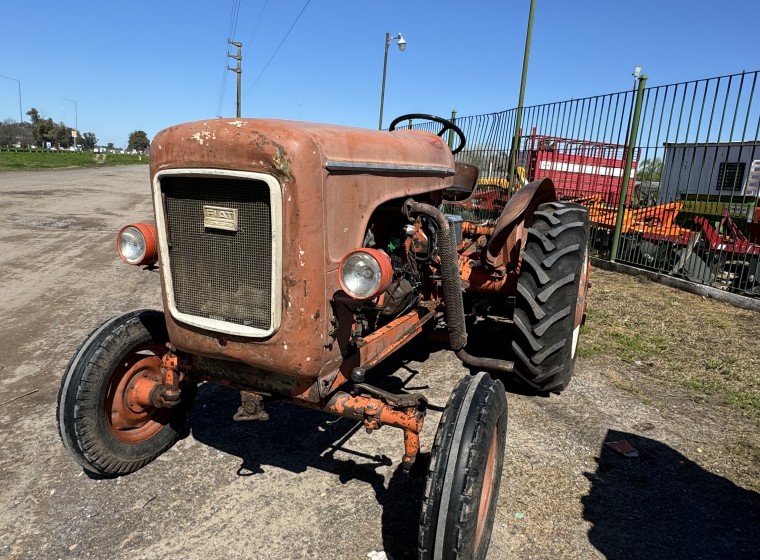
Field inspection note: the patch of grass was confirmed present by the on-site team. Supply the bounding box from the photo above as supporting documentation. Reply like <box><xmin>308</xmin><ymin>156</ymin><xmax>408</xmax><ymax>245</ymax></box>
<box><xmin>577</xmin><ymin>338</ymin><xmax>605</xmax><ymax>358</ymax></box>
<box><xmin>682</xmin><ymin>376</ymin><xmax>760</xmax><ymax>418</ymax></box>
<box><xmin>705</xmin><ymin>356</ymin><xmax>739</xmax><ymax>381</ymax></box>
<box><xmin>725</xmin><ymin>390</ymin><xmax>760</xmax><ymax>415</ymax></box>
<box><xmin>682</xmin><ymin>377</ymin><xmax>724</xmax><ymax>395</ymax></box>
<box><xmin>0</xmin><ymin>151</ymin><xmax>148</xmax><ymax>171</ymax></box>
<box><xmin>581</xmin><ymin>268</ymin><xmax>760</xmax><ymax>421</ymax></box>
<box><xmin>611</xmin><ymin>332</ymin><xmax>668</xmax><ymax>364</ymax></box>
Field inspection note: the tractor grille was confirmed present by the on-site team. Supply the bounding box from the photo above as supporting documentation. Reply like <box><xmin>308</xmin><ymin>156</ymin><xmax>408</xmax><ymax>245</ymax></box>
<box><xmin>161</xmin><ymin>176</ymin><xmax>273</xmax><ymax>331</ymax></box>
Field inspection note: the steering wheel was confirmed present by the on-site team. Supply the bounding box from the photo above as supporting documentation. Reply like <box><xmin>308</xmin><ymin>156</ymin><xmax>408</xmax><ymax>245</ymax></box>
<box><xmin>388</xmin><ymin>113</ymin><xmax>466</xmax><ymax>154</ymax></box>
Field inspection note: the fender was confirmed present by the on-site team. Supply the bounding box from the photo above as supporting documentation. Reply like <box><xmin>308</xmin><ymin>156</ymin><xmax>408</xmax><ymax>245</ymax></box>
<box><xmin>484</xmin><ymin>178</ymin><xmax>557</xmax><ymax>268</ymax></box>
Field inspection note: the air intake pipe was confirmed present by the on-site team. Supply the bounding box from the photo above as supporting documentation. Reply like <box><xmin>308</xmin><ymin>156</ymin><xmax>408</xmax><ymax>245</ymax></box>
<box><xmin>403</xmin><ymin>200</ymin><xmax>514</xmax><ymax>374</ymax></box>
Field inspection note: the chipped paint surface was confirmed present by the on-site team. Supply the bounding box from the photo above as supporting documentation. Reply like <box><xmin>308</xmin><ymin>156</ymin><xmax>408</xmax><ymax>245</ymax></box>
<box><xmin>190</xmin><ymin>130</ymin><xmax>215</xmax><ymax>145</ymax></box>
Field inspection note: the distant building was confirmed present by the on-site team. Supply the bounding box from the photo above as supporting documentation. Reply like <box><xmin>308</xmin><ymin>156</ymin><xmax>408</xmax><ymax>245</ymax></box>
<box><xmin>660</xmin><ymin>141</ymin><xmax>760</xmax><ymax>202</ymax></box>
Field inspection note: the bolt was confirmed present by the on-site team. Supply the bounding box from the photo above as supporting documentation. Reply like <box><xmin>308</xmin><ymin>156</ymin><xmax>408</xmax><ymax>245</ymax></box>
<box><xmin>350</xmin><ymin>367</ymin><xmax>366</xmax><ymax>383</ymax></box>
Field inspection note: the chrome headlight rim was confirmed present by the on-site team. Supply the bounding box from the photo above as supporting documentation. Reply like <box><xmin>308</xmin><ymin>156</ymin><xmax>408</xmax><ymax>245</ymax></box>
<box><xmin>338</xmin><ymin>248</ymin><xmax>393</xmax><ymax>300</ymax></box>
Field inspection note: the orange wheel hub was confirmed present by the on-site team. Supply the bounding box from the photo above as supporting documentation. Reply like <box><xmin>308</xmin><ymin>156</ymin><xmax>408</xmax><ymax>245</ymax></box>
<box><xmin>106</xmin><ymin>344</ymin><xmax>170</xmax><ymax>443</ymax></box>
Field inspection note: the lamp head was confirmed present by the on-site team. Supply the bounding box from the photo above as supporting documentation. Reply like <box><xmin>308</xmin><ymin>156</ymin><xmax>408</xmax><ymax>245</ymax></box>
<box><xmin>397</xmin><ymin>34</ymin><xmax>406</xmax><ymax>51</ymax></box>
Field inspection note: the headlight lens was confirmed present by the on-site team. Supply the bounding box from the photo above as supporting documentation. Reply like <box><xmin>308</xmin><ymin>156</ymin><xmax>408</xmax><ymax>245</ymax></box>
<box><xmin>117</xmin><ymin>223</ymin><xmax>158</xmax><ymax>266</ymax></box>
<box><xmin>119</xmin><ymin>226</ymin><xmax>147</xmax><ymax>264</ymax></box>
<box><xmin>339</xmin><ymin>248</ymin><xmax>393</xmax><ymax>300</ymax></box>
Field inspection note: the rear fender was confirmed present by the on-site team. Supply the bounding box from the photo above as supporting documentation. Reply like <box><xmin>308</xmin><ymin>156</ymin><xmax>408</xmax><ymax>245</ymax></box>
<box><xmin>484</xmin><ymin>178</ymin><xmax>557</xmax><ymax>268</ymax></box>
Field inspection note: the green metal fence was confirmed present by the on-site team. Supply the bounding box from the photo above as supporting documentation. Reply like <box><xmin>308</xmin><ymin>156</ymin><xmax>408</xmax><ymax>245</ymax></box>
<box><xmin>408</xmin><ymin>70</ymin><xmax>760</xmax><ymax>298</ymax></box>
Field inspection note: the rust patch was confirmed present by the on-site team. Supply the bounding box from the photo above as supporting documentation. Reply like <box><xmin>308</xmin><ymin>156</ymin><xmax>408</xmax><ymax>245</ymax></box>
<box><xmin>247</xmin><ymin>130</ymin><xmax>294</xmax><ymax>182</ymax></box>
<box><xmin>272</xmin><ymin>147</ymin><xmax>294</xmax><ymax>182</ymax></box>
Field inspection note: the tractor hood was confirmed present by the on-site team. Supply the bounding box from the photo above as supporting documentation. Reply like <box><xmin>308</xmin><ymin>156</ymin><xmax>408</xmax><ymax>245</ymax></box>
<box><xmin>150</xmin><ymin>118</ymin><xmax>455</xmax><ymax>178</ymax></box>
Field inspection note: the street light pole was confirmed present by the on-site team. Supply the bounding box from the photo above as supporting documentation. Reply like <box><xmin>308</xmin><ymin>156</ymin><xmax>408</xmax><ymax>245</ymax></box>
<box><xmin>378</xmin><ymin>32</ymin><xmax>406</xmax><ymax>130</ymax></box>
<box><xmin>0</xmin><ymin>74</ymin><xmax>23</xmax><ymax>124</ymax></box>
<box><xmin>64</xmin><ymin>98</ymin><xmax>78</xmax><ymax>149</ymax></box>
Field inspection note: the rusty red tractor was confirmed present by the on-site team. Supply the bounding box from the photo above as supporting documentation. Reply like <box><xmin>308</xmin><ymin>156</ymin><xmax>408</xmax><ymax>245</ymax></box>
<box><xmin>58</xmin><ymin>114</ymin><xmax>589</xmax><ymax>559</ymax></box>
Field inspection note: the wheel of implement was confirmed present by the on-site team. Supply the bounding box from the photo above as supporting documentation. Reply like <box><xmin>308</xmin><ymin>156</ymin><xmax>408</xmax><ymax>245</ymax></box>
<box><xmin>511</xmin><ymin>201</ymin><xmax>590</xmax><ymax>393</ymax></box>
<box><xmin>419</xmin><ymin>372</ymin><xmax>508</xmax><ymax>560</ymax></box>
<box><xmin>57</xmin><ymin>310</ymin><xmax>193</xmax><ymax>476</ymax></box>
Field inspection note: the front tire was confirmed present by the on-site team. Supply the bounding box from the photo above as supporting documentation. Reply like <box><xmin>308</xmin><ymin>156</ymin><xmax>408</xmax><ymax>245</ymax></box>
<box><xmin>512</xmin><ymin>201</ymin><xmax>590</xmax><ymax>393</ymax></box>
<box><xmin>57</xmin><ymin>310</ymin><xmax>191</xmax><ymax>476</ymax></box>
<box><xmin>419</xmin><ymin>372</ymin><xmax>508</xmax><ymax>560</ymax></box>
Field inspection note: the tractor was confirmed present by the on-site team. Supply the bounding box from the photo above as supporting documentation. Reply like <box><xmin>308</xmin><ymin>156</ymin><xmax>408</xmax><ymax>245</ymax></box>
<box><xmin>57</xmin><ymin>114</ymin><xmax>590</xmax><ymax>559</ymax></box>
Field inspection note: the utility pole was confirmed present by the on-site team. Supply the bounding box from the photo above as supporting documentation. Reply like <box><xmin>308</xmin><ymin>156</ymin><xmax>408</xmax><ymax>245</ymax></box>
<box><xmin>227</xmin><ymin>40</ymin><xmax>242</xmax><ymax>118</ymax></box>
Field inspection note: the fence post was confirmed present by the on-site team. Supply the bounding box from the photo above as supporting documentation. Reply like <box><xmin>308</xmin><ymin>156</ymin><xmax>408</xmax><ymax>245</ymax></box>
<box><xmin>610</xmin><ymin>74</ymin><xmax>648</xmax><ymax>262</ymax></box>
<box><xmin>508</xmin><ymin>0</ymin><xmax>536</xmax><ymax>192</ymax></box>
<box><xmin>448</xmin><ymin>109</ymin><xmax>457</xmax><ymax>149</ymax></box>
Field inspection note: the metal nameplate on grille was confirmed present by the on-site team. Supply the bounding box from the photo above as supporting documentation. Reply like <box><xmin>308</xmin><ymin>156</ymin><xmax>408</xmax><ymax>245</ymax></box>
<box><xmin>203</xmin><ymin>205</ymin><xmax>238</xmax><ymax>231</ymax></box>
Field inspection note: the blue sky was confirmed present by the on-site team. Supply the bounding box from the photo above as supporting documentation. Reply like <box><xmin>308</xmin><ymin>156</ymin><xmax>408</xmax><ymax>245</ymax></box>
<box><xmin>1</xmin><ymin>0</ymin><xmax>759</xmax><ymax>147</ymax></box>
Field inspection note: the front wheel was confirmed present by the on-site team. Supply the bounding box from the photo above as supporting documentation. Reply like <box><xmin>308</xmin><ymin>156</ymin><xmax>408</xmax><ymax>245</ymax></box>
<box><xmin>57</xmin><ymin>310</ymin><xmax>192</xmax><ymax>476</ymax></box>
<box><xmin>419</xmin><ymin>372</ymin><xmax>508</xmax><ymax>560</ymax></box>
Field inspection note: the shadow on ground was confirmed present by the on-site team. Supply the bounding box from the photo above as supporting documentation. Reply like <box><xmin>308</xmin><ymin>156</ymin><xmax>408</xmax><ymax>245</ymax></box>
<box><xmin>188</xmin><ymin>338</ymin><xmax>437</xmax><ymax>559</ymax></box>
<box><xmin>583</xmin><ymin>429</ymin><xmax>760</xmax><ymax>560</ymax></box>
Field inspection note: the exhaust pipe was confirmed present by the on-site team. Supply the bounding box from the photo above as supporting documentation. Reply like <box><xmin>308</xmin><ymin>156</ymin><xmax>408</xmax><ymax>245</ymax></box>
<box><xmin>403</xmin><ymin>199</ymin><xmax>514</xmax><ymax>374</ymax></box>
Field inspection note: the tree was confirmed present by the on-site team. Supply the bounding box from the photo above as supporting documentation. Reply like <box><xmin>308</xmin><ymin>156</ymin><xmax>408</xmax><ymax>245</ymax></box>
<box><xmin>127</xmin><ymin>130</ymin><xmax>150</xmax><ymax>152</ymax></box>
<box><xmin>0</xmin><ymin>119</ymin><xmax>20</xmax><ymax>147</ymax></box>
<box><xmin>55</xmin><ymin>122</ymin><xmax>72</xmax><ymax>148</ymax></box>
<box><xmin>26</xmin><ymin>108</ymin><xmax>40</xmax><ymax>126</ymax></box>
<box><xmin>82</xmin><ymin>132</ymin><xmax>97</xmax><ymax>151</ymax></box>
<box><xmin>106</xmin><ymin>142</ymin><xmax>115</xmax><ymax>151</ymax></box>
<box><xmin>26</xmin><ymin>108</ymin><xmax>58</xmax><ymax>147</ymax></box>
<box><xmin>638</xmin><ymin>158</ymin><xmax>663</xmax><ymax>182</ymax></box>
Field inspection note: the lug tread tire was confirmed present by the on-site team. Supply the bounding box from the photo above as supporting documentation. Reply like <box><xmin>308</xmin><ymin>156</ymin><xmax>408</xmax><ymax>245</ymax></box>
<box><xmin>512</xmin><ymin>202</ymin><xmax>589</xmax><ymax>393</ymax></box>
<box><xmin>57</xmin><ymin>310</ymin><xmax>188</xmax><ymax>476</ymax></box>
<box><xmin>419</xmin><ymin>372</ymin><xmax>508</xmax><ymax>560</ymax></box>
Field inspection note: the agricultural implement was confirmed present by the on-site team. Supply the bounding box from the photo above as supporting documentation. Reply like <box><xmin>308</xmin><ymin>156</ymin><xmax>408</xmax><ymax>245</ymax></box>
<box><xmin>57</xmin><ymin>114</ymin><xmax>590</xmax><ymax>559</ymax></box>
<box><xmin>577</xmin><ymin>195</ymin><xmax>760</xmax><ymax>292</ymax></box>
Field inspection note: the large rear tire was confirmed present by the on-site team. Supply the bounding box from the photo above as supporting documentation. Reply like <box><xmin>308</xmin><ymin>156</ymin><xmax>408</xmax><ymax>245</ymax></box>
<box><xmin>57</xmin><ymin>310</ymin><xmax>192</xmax><ymax>476</ymax></box>
<box><xmin>419</xmin><ymin>372</ymin><xmax>508</xmax><ymax>560</ymax></box>
<box><xmin>512</xmin><ymin>201</ymin><xmax>590</xmax><ymax>393</ymax></box>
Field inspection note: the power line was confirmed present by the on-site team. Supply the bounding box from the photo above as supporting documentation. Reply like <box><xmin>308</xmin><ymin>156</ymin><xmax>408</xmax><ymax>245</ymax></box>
<box><xmin>246</xmin><ymin>0</ymin><xmax>269</xmax><ymax>47</ymax></box>
<box><xmin>228</xmin><ymin>0</ymin><xmax>242</xmax><ymax>40</ymax></box>
<box><xmin>243</xmin><ymin>0</ymin><xmax>312</xmax><ymax>99</ymax></box>
<box><xmin>217</xmin><ymin>0</ymin><xmax>243</xmax><ymax>116</ymax></box>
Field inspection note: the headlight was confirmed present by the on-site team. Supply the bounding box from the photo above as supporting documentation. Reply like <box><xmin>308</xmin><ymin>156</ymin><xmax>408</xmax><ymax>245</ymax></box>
<box><xmin>117</xmin><ymin>223</ymin><xmax>158</xmax><ymax>266</ymax></box>
<box><xmin>338</xmin><ymin>248</ymin><xmax>393</xmax><ymax>300</ymax></box>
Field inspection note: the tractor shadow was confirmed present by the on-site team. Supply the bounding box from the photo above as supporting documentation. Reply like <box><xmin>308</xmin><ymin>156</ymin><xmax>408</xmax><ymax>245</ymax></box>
<box><xmin>583</xmin><ymin>429</ymin><xmax>760</xmax><ymax>559</ymax></box>
<box><xmin>188</xmin><ymin>337</ymin><xmax>435</xmax><ymax>559</ymax></box>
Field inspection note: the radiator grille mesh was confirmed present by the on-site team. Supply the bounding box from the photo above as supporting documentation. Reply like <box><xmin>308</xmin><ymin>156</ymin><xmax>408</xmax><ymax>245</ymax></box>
<box><xmin>162</xmin><ymin>176</ymin><xmax>272</xmax><ymax>330</ymax></box>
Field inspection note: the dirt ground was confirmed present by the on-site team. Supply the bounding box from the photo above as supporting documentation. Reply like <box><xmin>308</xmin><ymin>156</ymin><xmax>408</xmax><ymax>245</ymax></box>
<box><xmin>1</xmin><ymin>166</ymin><xmax>758</xmax><ymax>559</ymax></box>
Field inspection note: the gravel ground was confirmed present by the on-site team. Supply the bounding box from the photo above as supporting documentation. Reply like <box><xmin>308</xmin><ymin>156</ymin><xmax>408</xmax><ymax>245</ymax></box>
<box><xmin>0</xmin><ymin>166</ymin><xmax>758</xmax><ymax>559</ymax></box>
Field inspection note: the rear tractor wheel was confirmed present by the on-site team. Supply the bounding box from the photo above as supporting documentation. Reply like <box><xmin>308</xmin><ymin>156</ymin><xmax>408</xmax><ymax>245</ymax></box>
<box><xmin>419</xmin><ymin>372</ymin><xmax>508</xmax><ymax>560</ymax></box>
<box><xmin>57</xmin><ymin>310</ymin><xmax>193</xmax><ymax>476</ymax></box>
<box><xmin>512</xmin><ymin>201</ymin><xmax>590</xmax><ymax>393</ymax></box>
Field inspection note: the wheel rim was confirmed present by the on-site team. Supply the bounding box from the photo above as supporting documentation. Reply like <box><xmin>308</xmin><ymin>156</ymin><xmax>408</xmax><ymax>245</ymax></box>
<box><xmin>106</xmin><ymin>343</ymin><xmax>170</xmax><ymax>443</ymax></box>
<box><xmin>572</xmin><ymin>246</ymin><xmax>590</xmax><ymax>359</ymax></box>
<box><xmin>475</xmin><ymin>426</ymin><xmax>500</xmax><ymax>554</ymax></box>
